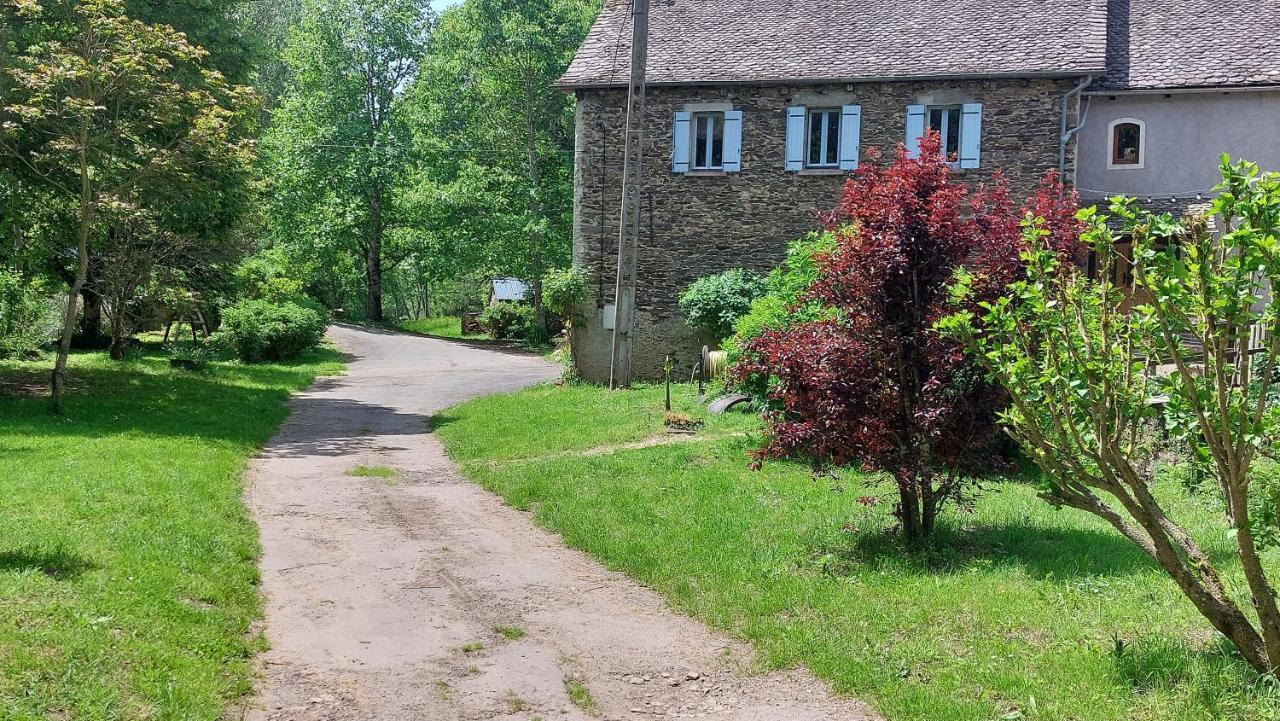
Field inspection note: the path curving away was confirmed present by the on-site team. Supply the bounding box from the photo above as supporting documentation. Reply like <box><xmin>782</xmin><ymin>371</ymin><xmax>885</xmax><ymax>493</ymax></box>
<box><xmin>244</xmin><ymin>324</ymin><xmax>875</xmax><ymax>721</ymax></box>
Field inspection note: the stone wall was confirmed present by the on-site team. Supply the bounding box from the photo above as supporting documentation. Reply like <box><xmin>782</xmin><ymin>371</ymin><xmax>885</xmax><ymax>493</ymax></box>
<box><xmin>570</xmin><ymin>78</ymin><xmax>1084</xmax><ymax>383</ymax></box>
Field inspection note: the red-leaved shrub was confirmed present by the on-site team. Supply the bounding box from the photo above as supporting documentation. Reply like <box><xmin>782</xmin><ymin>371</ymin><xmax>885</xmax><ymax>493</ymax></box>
<box><xmin>733</xmin><ymin>132</ymin><xmax>1080</xmax><ymax>543</ymax></box>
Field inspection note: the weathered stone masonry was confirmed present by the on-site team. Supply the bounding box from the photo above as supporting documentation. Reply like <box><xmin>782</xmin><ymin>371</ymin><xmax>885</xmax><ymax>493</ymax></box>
<box><xmin>570</xmin><ymin>78</ymin><xmax>1082</xmax><ymax>382</ymax></box>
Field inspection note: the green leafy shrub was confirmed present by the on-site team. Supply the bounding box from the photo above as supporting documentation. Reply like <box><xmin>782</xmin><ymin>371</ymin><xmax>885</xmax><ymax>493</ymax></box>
<box><xmin>541</xmin><ymin>267</ymin><xmax>587</xmax><ymax>322</ymax></box>
<box><xmin>0</xmin><ymin>268</ymin><xmax>60</xmax><ymax>359</ymax></box>
<box><xmin>477</xmin><ymin>301</ymin><xmax>536</xmax><ymax>340</ymax></box>
<box><xmin>217</xmin><ymin>299</ymin><xmax>327</xmax><ymax>363</ymax></box>
<box><xmin>725</xmin><ymin>233</ymin><xmax>836</xmax><ymax>402</ymax></box>
<box><xmin>677</xmin><ymin>268</ymin><xmax>768</xmax><ymax>342</ymax></box>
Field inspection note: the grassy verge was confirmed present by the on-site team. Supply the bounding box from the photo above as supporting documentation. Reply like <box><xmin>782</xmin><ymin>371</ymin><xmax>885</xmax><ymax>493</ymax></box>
<box><xmin>394</xmin><ymin>317</ymin><xmax>558</xmax><ymax>361</ymax></box>
<box><xmin>0</xmin><ymin>344</ymin><xmax>343</xmax><ymax>720</ymax></box>
<box><xmin>437</xmin><ymin>382</ymin><xmax>1280</xmax><ymax>721</ymax></box>
<box><xmin>397</xmin><ymin>316</ymin><xmax>485</xmax><ymax>340</ymax></box>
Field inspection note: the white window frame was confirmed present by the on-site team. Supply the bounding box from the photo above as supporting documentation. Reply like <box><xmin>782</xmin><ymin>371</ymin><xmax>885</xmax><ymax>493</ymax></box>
<box><xmin>1108</xmin><ymin>117</ymin><xmax>1146</xmax><ymax>170</ymax></box>
<box><xmin>927</xmin><ymin>104</ymin><xmax>964</xmax><ymax>166</ymax></box>
<box><xmin>691</xmin><ymin>111</ymin><xmax>726</xmax><ymax>171</ymax></box>
<box><xmin>805</xmin><ymin>108</ymin><xmax>842</xmax><ymax>169</ymax></box>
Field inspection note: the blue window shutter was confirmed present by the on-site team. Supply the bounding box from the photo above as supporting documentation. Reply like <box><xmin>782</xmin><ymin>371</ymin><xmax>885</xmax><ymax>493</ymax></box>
<box><xmin>959</xmin><ymin>103</ymin><xmax>983</xmax><ymax>169</ymax></box>
<box><xmin>785</xmin><ymin>106</ymin><xmax>806</xmax><ymax>171</ymax></box>
<box><xmin>904</xmin><ymin>104</ymin><xmax>926</xmax><ymax>159</ymax></box>
<box><xmin>722</xmin><ymin>110</ymin><xmax>743</xmax><ymax>172</ymax></box>
<box><xmin>838</xmin><ymin>105</ymin><xmax>861</xmax><ymax>171</ymax></box>
<box><xmin>672</xmin><ymin>111</ymin><xmax>691</xmax><ymax>173</ymax></box>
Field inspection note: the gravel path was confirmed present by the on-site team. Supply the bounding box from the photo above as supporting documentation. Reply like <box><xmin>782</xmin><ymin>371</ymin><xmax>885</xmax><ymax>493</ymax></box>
<box><xmin>244</xmin><ymin>324</ymin><xmax>875</xmax><ymax>721</ymax></box>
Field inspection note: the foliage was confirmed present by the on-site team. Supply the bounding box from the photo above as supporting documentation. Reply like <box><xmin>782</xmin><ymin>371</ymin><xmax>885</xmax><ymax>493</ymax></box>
<box><xmin>541</xmin><ymin>266</ymin><xmax>587</xmax><ymax>322</ymax></box>
<box><xmin>263</xmin><ymin>0</ymin><xmax>433</xmax><ymax>322</ymax></box>
<box><xmin>217</xmin><ymin>298</ymin><xmax>328</xmax><ymax>362</ymax></box>
<box><xmin>398</xmin><ymin>315</ymin><xmax>485</xmax><ymax>339</ymax></box>
<box><xmin>234</xmin><ymin>247</ymin><xmax>309</xmax><ymax>304</ymax></box>
<box><xmin>0</xmin><ymin>267</ymin><xmax>59</xmax><ymax>358</ymax></box>
<box><xmin>726</xmin><ymin>233</ymin><xmax>837</xmax><ymax>402</ymax></box>
<box><xmin>477</xmin><ymin>300</ymin><xmax>536</xmax><ymax>341</ymax></box>
<box><xmin>0</xmin><ymin>0</ymin><xmax>256</xmax><ymax>410</ymax></box>
<box><xmin>402</xmin><ymin>0</ymin><xmax>598</xmax><ymax>329</ymax></box>
<box><xmin>734</xmin><ymin>134</ymin><xmax>1078</xmax><ymax>543</ymax></box>
<box><xmin>940</xmin><ymin>157</ymin><xmax>1280</xmax><ymax>674</ymax></box>
<box><xmin>438</xmin><ymin>381</ymin><xmax>1280</xmax><ymax>721</ymax></box>
<box><xmin>0</xmin><ymin>344</ymin><xmax>342</xmax><ymax>720</ymax></box>
<box><xmin>677</xmin><ymin>268</ymin><xmax>769</xmax><ymax>342</ymax></box>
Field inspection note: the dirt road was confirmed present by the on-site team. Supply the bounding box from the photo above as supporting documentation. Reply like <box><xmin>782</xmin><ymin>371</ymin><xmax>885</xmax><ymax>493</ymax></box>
<box><xmin>245</xmin><ymin>324</ymin><xmax>874</xmax><ymax>720</ymax></box>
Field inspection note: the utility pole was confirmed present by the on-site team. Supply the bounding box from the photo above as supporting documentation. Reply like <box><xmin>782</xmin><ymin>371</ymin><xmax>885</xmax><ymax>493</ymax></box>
<box><xmin>608</xmin><ymin>0</ymin><xmax>648</xmax><ymax>389</ymax></box>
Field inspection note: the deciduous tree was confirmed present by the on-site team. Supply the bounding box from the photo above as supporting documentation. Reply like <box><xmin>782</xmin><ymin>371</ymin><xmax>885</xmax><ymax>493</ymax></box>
<box><xmin>735</xmin><ymin>135</ymin><xmax>1077</xmax><ymax>543</ymax></box>
<box><xmin>941</xmin><ymin>158</ymin><xmax>1280</xmax><ymax>673</ymax></box>
<box><xmin>265</xmin><ymin>0</ymin><xmax>432</xmax><ymax>322</ymax></box>
<box><xmin>403</xmin><ymin>0</ymin><xmax>596</xmax><ymax>331</ymax></box>
<box><xmin>0</xmin><ymin>0</ymin><xmax>255</xmax><ymax>410</ymax></box>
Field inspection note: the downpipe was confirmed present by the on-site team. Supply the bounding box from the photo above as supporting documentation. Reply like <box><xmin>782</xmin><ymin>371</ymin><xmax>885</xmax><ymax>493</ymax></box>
<box><xmin>1059</xmin><ymin>74</ymin><xmax>1095</xmax><ymax>182</ymax></box>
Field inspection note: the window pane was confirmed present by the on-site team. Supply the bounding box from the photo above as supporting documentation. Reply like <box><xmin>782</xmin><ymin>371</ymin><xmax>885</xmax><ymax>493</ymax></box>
<box><xmin>710</xmin><ymin>113</ymin><xmax>724</xmax><ymax>168</ymax></box>
<box><xmin>808</xmin><ymin>112</ymin><xmax>824</xmax><ymax>166</ymax></box>
<box><xmin>929</xmin><ymin>108</ymin><xmax>944</xmax><ymax>134</ymax></box>
<box><xmin>1114</xmin><ymin>123</ymin><xmax>1141</xmax><ymax>164</ymax></box>
<box><xmin>826</xmin><ymin>111</ymin><xmax>841</xmax><ymax>166</ymax></box>
<box><xmin>694</xmin><ymin>115</ymin><xmax>709</xmax><ymax>169</ymax></box>
<box><xmin>945</xmin><ymin>107</ymin><xmax>961</xmax><ymax>162</ymax></box>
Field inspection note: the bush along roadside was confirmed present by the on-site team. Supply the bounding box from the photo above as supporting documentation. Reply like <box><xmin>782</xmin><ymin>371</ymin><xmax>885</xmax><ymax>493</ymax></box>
<box><xmin>217</xmin><ymin>298</ymin><xmax>329</xmax><ymax>363</ymax></box>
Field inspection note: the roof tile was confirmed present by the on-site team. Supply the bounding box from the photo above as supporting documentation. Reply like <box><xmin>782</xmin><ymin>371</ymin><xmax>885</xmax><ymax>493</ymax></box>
<box><xmin>559</xmin><ymin>0</ymin><xmax>1110</xmax><ymax>88</ymax></box>
<box><xmin>1091</xmin><ymin>0</ymin><xmax>1280</xmax><ymax>90</ymax></box>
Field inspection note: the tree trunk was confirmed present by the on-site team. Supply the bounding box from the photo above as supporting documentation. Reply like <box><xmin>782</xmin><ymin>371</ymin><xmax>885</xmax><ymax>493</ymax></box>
<box><xmin>78</xmin><ymin>283</ymin><xmax>104</xmax><ymax>343</ymax></box>
<box><xmin>53</xmin><ymin>143</ymin><xmax>93</xmax><ymax>413</ymax></box>
<box><xmin>898</xmin><ymin>478</ymin><xmax>923</xmax><ymax>546</ymax></box>
<box><xmin>921</xmin><ymin>485</ymin><xmax>940</xmax><ymax>538</ymax></box>
<box><xmin>108</xmin><ymin>303</ymin><xmax>128</xmax><ymax>361</ymax></box>
<box><xmin>1227</xmin><ymin>486</ymin><xmax>1280</xmax><ymax>670</ymax></box>
<box><xmin>365</xmin><ymin>185</ymin><xmax>384</xmax><ymax>323</ymax></box>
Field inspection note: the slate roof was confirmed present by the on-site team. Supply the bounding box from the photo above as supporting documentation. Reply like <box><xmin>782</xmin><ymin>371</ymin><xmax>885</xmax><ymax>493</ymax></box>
<box><xmin>1091</xmin><ymin>0</ymin><xmax>1280</xmax><ymax>91</ymax></box>
<box><xmin>558</xmin><ymin>0</ymin><xmax>1110</xmax><ymax>88</ymax></box>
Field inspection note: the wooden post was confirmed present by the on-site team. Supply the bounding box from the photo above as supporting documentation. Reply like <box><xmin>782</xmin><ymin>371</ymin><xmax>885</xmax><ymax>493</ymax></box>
<box><xmin>608</xmin><ymin>0</ymin><xmax>648</xmax><ymax>389</ymax></box>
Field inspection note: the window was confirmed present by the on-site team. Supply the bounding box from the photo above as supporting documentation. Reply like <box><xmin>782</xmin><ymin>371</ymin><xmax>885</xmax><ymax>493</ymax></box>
<box><xmin>928</xmin><ymin>105</ymin><xmax>963</xmax><ymax>164</ymax></box>
<box><xmin>672</xmin><ymin>110</ymin><xmax>741</xmax><ymax>174</ymax></box>
<box><xmin>806</xmin><ymin>109</ymin><xmax>841</xmax><ymax>168</ymax></box>
<box><xmin>786</xmin><ymin>105</ymin><xmax>860</xmax><ymax>172</ymax></box>
<box><xmin>906</xmin><ymin>103</ymin><xmax>981</xmax><ymax>168</ymax></box>
<box><xmin>692</xmin><ymin>111</ymin><xmax>725</xmax><ymax>171</ymax></box>
<box><xmin>1110</xmin><ymin>119</ymin><xmax>1144</xmax><ymax>168</ymax></box>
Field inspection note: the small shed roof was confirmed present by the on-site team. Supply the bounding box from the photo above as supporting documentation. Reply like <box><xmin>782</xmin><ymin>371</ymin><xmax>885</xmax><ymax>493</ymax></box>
<box><xmin>491</xmin><ymin>278</ymin><xmax>530</xmax><ymax>302</ymax></box>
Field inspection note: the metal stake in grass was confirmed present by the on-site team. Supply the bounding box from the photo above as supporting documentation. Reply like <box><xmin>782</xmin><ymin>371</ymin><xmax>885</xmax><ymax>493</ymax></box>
<box><xmin>664</xmin><ymin>354</ymin><xmax>673</xmax><ymax>412</ymax></box>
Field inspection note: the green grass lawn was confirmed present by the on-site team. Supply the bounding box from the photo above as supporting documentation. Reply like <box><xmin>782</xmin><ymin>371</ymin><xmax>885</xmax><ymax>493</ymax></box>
<box><xmin>436</xmin><ymin>382</ymin><xmax>1280</xmax><ymax>721</ymax></box>
<box><xmin>397</xmin><ymin>316</ymin><xmax>486</xmax><ymax>340</ymax></box>
<box><xmin>0</xmin><ymin>344</ymin><xmax>342</xmax><ymax>720</ymax></box>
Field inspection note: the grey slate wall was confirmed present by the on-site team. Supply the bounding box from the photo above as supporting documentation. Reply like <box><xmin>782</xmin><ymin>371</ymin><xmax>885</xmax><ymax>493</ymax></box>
<box><xmin>571</xmin><ymin>78</ymin><xmax>1082</xmax><ymax>383</ymax></box>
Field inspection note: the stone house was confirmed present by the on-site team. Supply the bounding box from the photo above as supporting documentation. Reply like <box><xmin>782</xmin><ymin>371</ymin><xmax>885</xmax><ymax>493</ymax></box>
<box><xmin>558</xmin><ymin>0</ymin><xmax>1280</xmax><ymax>383</ymax></box>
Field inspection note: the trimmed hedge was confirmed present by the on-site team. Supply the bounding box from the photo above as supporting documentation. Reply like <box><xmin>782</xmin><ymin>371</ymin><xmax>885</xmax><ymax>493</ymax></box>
<box><xmin>217</xmin><ymin>299</ymin><xmax>327</xmax><ymax>363</ymax></box>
